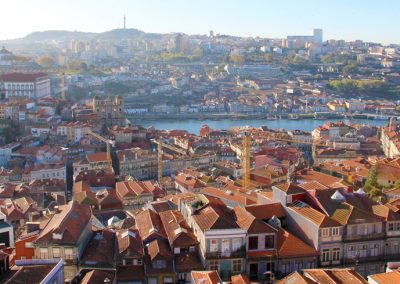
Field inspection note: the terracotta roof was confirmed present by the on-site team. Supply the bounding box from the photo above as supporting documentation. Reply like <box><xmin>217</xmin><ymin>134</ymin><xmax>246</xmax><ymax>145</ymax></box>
<box><xmin>192</xmin><ymin>199</ymin><xmax>240</xmax><ymax>232</ymax></box>
<box><xmin>35</xmin><ymin>200</ymin><xmax>92</xmax><ymax>245</ymax></box>
<box><xmin>231</xmin><ymin>274</ymin><xmax>251</xmax><ymax>284</ymax></box>
<box><xmin>245</xmin><ymin>203</ymin><xmax>286</xmax><ymax>220</ymax></box>
<box><xmin>287</xmin><ymin>200</ymin><xmax>341</xmax><ymax>228</ymax></box>
<box><xmin>80</xmin><ymin>229</ymin><xmax>116</xmax><ymax>267</ymax></box>
<box><xmin>0</xmin><ymin>72</ymin><xmax>48</xmax><ymax>82</ymax></box>
<box><xmin>116</xmin><ymin>180</ymin><xmax>153</xmax><ymax>198</ymax></box>
<box><xmin>86</xmin><ymin>152</ymin><xmax>109</xmax><ymax>163</ymax></box>
<box><xmin>134</xmin><ymin>209</ymin><xmax>167</xmax><ymax>242</ymax></box>
<box><xmin>276</xmin><ymin>228</ymin><xmax>318</xmax><ymax>258</ymax></box>
<box><xmin>274</xmin><ymin>183</ymin><xmax>306</xmax><ymax>195</ymax></box>
<box><xmin>276</xmin><ymin>271</ymin><xmax>317</xmax><ymax>284</ymax></box>
<box><xmin>296</xmin><ymin>170</ymin><xmax>345</xmax><ymax>188</ymax></box>
<box><xmin>175</xmin><ymin>252</ymin><xmax>204</xmax><ymax>272</ymax></box>
<box><xmin>146</xmin><ymin>238</ymin><xmax>173</xmax><ymax>261</ymax></box>
<box><xmin>117</xmin><ymin>228</ymin><xmax>144</xmax><ymax>258</ymax></box>
<box><xmin>368</xmin><ymin>271</ymin><xmax>400</xmax><ymax>283</ymax></box>
<box><xmin>81</xmin><ymin>270</ymin><xmax>115</xmax><ymax>284</ymax></box>
<box><xmin>302</xmin><ymin>268</ymin><xmax>368</xmax><ymax>284</ymax></box>
<box><xmin>159</xmin><ymin>210</ymin><xmax>198</xmax><ymax>248</ymax></box>
<box><xmin>191</xmin><ymin>271</ymin><xmax>222</xmax><ymax>284</ymax></box>
<box><xmin>233</xmin><ymin>206</ymin><xmax>277</xmax><ymax>234</ymax></box>
<box><xmin>5</xmin><ymin>263</ymin><xmax>57</xmax><ymax>284</ymax></box>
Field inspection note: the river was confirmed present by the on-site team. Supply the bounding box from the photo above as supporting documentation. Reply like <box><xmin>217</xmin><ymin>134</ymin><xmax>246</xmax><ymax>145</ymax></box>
<box><xmin>138</xmin><ymin>118</ymin><xmax>388</xmax><ymax>134</ymax></box>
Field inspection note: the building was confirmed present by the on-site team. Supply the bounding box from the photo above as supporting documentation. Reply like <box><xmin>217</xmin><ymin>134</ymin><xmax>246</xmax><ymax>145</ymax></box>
<box><xmin>6</xmin><ymin>259</ymin><xmax>65</xmax><ymax>284</ymax></box>
<box><xmin>0</xmin><ymin>72</ymin><xmax>51</xmax><ymax>99</ymax></box>
<box><xmin>33</xmin><ymin>201</ymin><xmax>92</xmax><ymax>281</ymax></box>
<box><xmin>0</xmin><ymin>212</ymin><xmax>14</xmax><ymax>247</ymax></box>
<box><xmin>115</xmin><ymin>179</ymin><xmax>155</xmax><ymax>209</ymax></box>
<box><xmin>56</xmin><ymin>122</ymin><xmax>91</xmax><ymax>144</ymax></box>
<box><xmin>92</xmin><ymin>96</ymin><xmax>126</xmax><ymax>127</ymax></box>
<box><xmin>117</xmin><ymin>148</ymin><xmax>158</xmax><ymax>180</ymax></box>
<box><xmin>180</xmin><ymin>195</ymin><xmax>246</xmax><ymax>281</ymax></box>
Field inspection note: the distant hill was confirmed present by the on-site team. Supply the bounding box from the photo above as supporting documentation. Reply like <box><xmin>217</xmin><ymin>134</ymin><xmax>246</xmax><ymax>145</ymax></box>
<box><xmin>97</xmin><ymin>28</ymin><xmax>144</xmax><ymax>39</ymax></box>
<box><xmin>23</xmin><ymin>30</ymin><xmax>95</xmax><ymax>41</ymax></box>
<box><xmin>0</xmin><ymin>28</ymin><xmax>177</xmax><ymax>45</ymax></box>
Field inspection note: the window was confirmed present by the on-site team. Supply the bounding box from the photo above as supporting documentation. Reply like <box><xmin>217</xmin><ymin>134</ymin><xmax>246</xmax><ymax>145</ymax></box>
<box><xmin>248</xmin><ymin>236</ymin><xmax>258</xmax><ymax>250</ymax></box>
<box><xmin>265</xmin><ymin>235</ymin><xmax>274</xmax><ymax>249</ymax></box>
<box><xmin>295</xmin><ymin>261</ymin><xmax>303</xmax><ymax>271</ymax></box>
<box><xmin>348</xmin><ymin>245</ymin><xmax>356</xmax><ymax>258</ymax></box>
<box><xmin>281</xmin><ymin>262</ymin><xmax>290</xmax><ymax>275</ymax></box>
<box><xmin>321</xmin><ymin>228</ymin><xmax>329</xmax><ymax>237</ymax></box>
<box><xmin>64</xmin><ymin>248</ymin><xmax>73</xmax><ymax>260</ymax></box>
<box><xmin>332</xmin><ymin>248</ymin><xmax>340</xmax><ymax>262</ymax></box>
<box><xmin>164</xmin><ymin>277</ymin><xmax>173</xmax><ymax>284</ymax></box>
<box><xmin>39</xmin><ymin>248</ymin><xmax>48</xmax><ymax>259</ymax></box>
<box><xmin>389</xmin><ymin>223</ymin><xmax>394</xmax><ymax>231</ymax></box>
<box><xmin>370</xmin><ymin>244</ymin><xmax>379</xmax><ymax>256</ymax></box>
<box><xmin>331</xmin><ymin>227</ymin><xmax>340</xmax><ymax>236</ymax></box>
<box><xmin>322</xmin><ymin>249</ymin><xmax>330</xmax><ymax>262</ymax></box>
<box><xmin>178</xmin><ymin>273</ymin><xmax>186</xmax><ymax>281</ymax></box>
<box><xmin>209</xmin><ymin>260</ymin><xmax>219</xmax><ymax>271</ymax></box>
<box><xmin>232</xmin><ymin>238</ymin><xmax>242</xmax><ymax>251</ymax></box>
<box><xmin>221</xmin><ymin>239</ymin><xmax>230</xmax><ymax>255</ymax></box>
<box><xmin>232</xmin><ymin>259</ymin><xmax>242</xmax><ymax>274</ymax></box>
<box><xmin>52</xmin><ymin>247</ymin><xmax>60</xmax><ymax>258</ymax></box>
<box><xmin>210</xmin><ymin>239</ymin><xmax>218</xmax><ymax>252</ymax></box>
<box><xmin>152</xmin><ymin>260</ymin><xmax>166</xmax><ymax>269</ymax></box>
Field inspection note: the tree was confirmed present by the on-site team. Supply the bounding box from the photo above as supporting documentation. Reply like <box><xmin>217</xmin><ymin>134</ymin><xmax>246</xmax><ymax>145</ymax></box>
<box><xmin>193</xmin><ymin>47</ymin><xmax>203</xmax><ymax>59</ymax></box>
<box><xmin>37</xmin><ymin>56</ymin><xmax>55</xmax><ymax>68</ymax></box>
<box><xmin>230</xmin><ymin>53</ymin><xmax>245</xmax><ymax>65</ymax></box>
<box><xmin>364</xmin><ymin>164</ymin><xmax>378</xmax><ymax>192</ymax></box>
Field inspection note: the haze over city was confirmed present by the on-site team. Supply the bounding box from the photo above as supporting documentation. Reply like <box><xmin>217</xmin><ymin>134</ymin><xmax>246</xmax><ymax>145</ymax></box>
<box><xmin>2</xmin><ymin>1</ymin><xmax>400</xmax><ymax>284</ymax></box>
<box><xmin>1</xmin><ymin>0</ymin><xmax>400</xmax><ymax>43</ymax></box>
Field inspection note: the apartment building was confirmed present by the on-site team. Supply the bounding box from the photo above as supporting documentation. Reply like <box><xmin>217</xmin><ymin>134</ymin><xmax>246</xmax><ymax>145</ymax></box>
<box><xmin>180</xmin><ymin>195</ymin><xmax>246</xmax><ymax>281</ymax></box>
<box><xmin>0</xmin><ymin>72</ymin><xmax>51</xmax><ymax>99</ymax></box>
<box><xmin>56</xmin><ymin>121</ymin><xmax>91</xmax><ymax>144</ymax></box>
<box><xmin>117</xmin><ymin>148</ymin><xmax>158</xmax><ymax>179</ymax></box>
<box><xmin>33</xmin><ymin>201</ymin><xmax>92</xmax><ymax>281</ymax></box>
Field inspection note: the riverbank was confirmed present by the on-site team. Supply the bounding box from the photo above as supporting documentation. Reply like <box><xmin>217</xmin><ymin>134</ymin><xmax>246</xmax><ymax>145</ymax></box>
<box><xmin>126</xmin><ymin>112</ymin><xmax>395</xmax><ymax>121</ymax></box>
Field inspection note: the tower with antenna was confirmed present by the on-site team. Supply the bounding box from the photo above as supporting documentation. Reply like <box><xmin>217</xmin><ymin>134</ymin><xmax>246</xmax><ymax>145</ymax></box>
<box><xmin>123</xmin><ymin>14</ymin><xmax>126</xmax><ymax>29</ymax></box>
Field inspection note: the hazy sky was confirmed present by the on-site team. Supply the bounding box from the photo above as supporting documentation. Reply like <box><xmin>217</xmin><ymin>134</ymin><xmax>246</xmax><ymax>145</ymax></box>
<box><xmin>1</xmin><ymin>0</ymin><xmax>399</xmax><ymax>44</ymax></box>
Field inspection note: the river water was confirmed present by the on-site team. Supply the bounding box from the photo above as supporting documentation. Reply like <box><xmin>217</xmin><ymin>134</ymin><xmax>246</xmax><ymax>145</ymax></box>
<box><xmin>139</xmin><ymin>118</ymin><xmax>388</xmax><ymax>134</ymax></box>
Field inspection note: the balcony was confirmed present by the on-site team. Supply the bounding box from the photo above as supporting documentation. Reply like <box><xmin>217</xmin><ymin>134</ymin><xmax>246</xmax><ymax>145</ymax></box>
<box><xmin>343</xmin><ymin>232</ymin><xmax>385</xmax><ymax>242</ymax></box>
<box><xmin>205</xmin><ymin>247</ymin><xmax>246</xmax><ymax>259</ymax></box>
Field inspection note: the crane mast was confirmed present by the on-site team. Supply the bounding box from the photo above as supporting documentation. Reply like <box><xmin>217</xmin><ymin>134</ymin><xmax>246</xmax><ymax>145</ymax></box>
<box><xmin>242</xmin><ymin>131</ymin><xmax>251</xmax><ymax>191</ymax></box>
<box><xmin>61</xmin><ymin>72</ymin><xmax>65</xmax><ymax>100</ymax></box>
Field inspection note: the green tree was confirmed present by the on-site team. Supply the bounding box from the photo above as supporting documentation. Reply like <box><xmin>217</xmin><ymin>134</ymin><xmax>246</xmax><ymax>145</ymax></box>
<box><xmin>37</xmin><ymin>56</ymin><xmax>55</xmax><ymax>68</ymax></box>
<box><xmin>230</xmin><ymin>53</ymin><xmax>245</xmax><ymax>65</ymax></box>
<box><xmin>364</xmin><ymin>164</ymin><xmax>378</xmax><ymax>192</ymax></box>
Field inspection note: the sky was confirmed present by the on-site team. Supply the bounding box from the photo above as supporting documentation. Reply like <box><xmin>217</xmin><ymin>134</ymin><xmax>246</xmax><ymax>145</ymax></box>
<box><xmin>1</xmin><ymin>0</ymin><xmax>400</xmax><ymax>44</ymax></box>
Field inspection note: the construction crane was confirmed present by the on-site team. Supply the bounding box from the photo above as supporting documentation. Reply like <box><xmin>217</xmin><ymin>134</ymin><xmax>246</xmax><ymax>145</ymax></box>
<box><xmin>87</xmin><ymin>131</ymin><xmax>114</xmax><ymax>169</ymax></box>
<box><xmin>151</xmin><ymin>139</ymin><xmax>188</xmax><ymax>182</ymax></box>
<box><xmin>240</xmin><ymin>131</ymin><xmax>330</xmax><ymax>191</ymax></box>
<box><xmin>242</xmin><ymin>131</ymin><xmax>251</xmax><ymax>191</ymax></box>
<box><xmin>61</xmin><ymin>71</ymin><xmax>65</xmax><ymax>100</ymax></box>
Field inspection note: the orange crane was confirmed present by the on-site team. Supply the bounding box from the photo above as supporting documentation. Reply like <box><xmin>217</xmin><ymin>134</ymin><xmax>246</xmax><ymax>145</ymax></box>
<box><xmin>87</xmin><ymin>131</ymin><xmax>114</xmax><ymax>169</ymax></box>
<box><xmin>241</xmin><ymin>132</ymin><xmax>328</xmax><ymax>191</ymax></box>
<box><xmin>61</xmin><ymin>71</ymin><xmax>65</xmax><ymax>100</ymax></box>
<box><xmin>151</xmin><ymin>139</ymin><xmax>188</xmax><ymax>182</ymax></box>
<box><xmin>242</xmin><ymin>131</ymin><xmax>251</xmax><ymax>191</ymax></box>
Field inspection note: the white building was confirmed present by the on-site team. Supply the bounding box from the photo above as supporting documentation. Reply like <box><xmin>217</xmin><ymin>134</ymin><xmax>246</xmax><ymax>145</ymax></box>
<box><xmin>0</xmin><ymin>72</ymin><xmax>51</xmax><ymax>99</ymax></box>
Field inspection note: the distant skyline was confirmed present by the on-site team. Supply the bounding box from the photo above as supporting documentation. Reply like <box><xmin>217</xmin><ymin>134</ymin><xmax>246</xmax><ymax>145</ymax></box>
<box><xmin>1</xmin><ymin>0</ymin><xmax>400</xmax><ymax>44</ymax></box>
